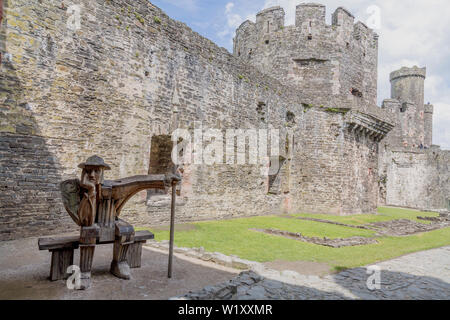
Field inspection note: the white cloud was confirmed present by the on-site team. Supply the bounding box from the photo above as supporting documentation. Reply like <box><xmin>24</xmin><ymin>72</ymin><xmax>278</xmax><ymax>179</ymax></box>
<box><xmin>433</xmin><ymin>102</ymin><xmax>450</xmax><ymax>149</ymax></box>
<box><xmin>218</xmin><ymin>2</ymin><xmax>256</xmax><ymax>45</ymax></box>
<box><xmin>226</xmin><ymin>2</ymin><xmax>234</xmax><ymax>14</ymax></box>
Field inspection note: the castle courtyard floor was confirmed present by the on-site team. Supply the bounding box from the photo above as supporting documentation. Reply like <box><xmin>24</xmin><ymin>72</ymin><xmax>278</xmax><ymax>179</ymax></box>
<box><xmin>175</xmin><ymin>246</ymin><xmax>450</xmax><ymax>300</ymax></box>
<box><xmin>0</xmin><ymin>235</ymin><xmax>448</xmax><ymax>300</ymax></box>
<box><xmin>0</xmin><ymin>235</ymin><xmax>239</xmax><ymax>300</ymax></box>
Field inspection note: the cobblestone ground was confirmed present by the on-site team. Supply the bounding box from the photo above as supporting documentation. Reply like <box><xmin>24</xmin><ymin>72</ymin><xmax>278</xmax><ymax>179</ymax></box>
<box><xmin>174</xmin><ymin>246</ymin><xmax>450</xmax><ymax>300</ymax></box>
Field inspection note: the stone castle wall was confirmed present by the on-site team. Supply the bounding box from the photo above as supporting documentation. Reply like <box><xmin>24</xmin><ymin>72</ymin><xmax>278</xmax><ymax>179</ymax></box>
<box><xmin>0</xmin><ymin>0</ymin><xmax>393</xmax><ymax>240</ymax></box>
<box><xmin>379</xmin><ymin>147</ymin><xmax>449</xmax><ymax>210</ymax></box>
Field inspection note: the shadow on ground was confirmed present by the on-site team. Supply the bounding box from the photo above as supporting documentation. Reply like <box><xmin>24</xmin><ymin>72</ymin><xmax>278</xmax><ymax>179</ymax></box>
<box><xmin>179</xmin><ymin>267</ymin><xmax>450</xmax><ymax>300</ymax></box>
<box><xmin>0</xmin><ymin>236</ymin><xmax>237</xmax><ymax>300</ymax></box>
<box><xmin>331</xmin><ymin>267</ymin><xmax>450</xmax><ymax>300</ymax></box>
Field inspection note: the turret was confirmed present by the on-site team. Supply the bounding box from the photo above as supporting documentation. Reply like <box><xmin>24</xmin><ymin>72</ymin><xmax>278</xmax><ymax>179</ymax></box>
<box><xmin>390</xmin><ymin>66</ymin><xmax>426</xmax><ymax>108</ymax></box>
<box><xmin>424</xmin><ymin>103</ymin><xmax>434</xmax><ymax>148</ymax></box>
<box><xmin>331</xmin><ymin>7</ymin><xmax>355</xmax><ymax>51</ymax></box>
<box><xmin>389</xmin><ymin>66</ymin><xmax>427</xmax><ymax>147</ymax></box>
<box><xmin>332</xmin><ymin>7</ymin><xmax>354</xmax><ymax>28</ymax></box>
<box><xmin>256</xmin><ymin>6</ymin><xmax>285</xmax><ymax>35</ymax></box>
<box><xmin>295</xmin><ymin>3</ymin><xmax>326</xmax><ymax>28</ymax></box>
<box><xmin>233</xmin><ymin>20</ymin><xmax>256</xmax><ymax>59</ymax></box>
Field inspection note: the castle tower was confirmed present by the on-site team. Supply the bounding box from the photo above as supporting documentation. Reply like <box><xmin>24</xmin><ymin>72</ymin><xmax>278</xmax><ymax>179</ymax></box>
<box><xmin>390</xmin><ymin>66</ymin><xmax>426</xmax><ymax>110</ymax></box>
<box><xmin>233</xmin><ymin>3</ymin><xmax>379</xmax><ymax>108</ymax></box>
<box><xmin>389</xmin><ymin>66</ymin><xmax>426</xmax><ymax>147</ymax></box>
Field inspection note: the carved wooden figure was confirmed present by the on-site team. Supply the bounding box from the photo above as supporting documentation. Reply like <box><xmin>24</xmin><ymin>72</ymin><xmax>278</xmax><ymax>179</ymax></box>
<box><xmin>55</xmin><ymin>155</ymin><xmax>181</xmax><ymax>289</ymax></box>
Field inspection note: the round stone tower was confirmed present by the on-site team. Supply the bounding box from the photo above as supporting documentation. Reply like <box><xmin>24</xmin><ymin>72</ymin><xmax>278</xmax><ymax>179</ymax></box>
<box><xmin>390</xmin><ymin>66</ymin><xmax>426</xmax><ymax>110</ymax></box>
<box><xmin>390</xmin><ymin>66</ymin><xmax>426</xmax><ymax>147</ymax></box>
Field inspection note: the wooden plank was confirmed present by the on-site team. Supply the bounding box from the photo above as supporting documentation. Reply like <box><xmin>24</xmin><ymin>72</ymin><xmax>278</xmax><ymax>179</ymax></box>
<box><xmin>99</xmin><ymin>226</ymin><xmax>115</xmax><ymax>243</ymax></box>
<box><xmin>39</xmin><ymin>230</ymin><xmax>153</xmax><ymax>250</ymax></box>
<box><xmin>134</xmin><ymin>230</ymin><xmax>154</xmax><ymax>242</ymax></box>
<box><xmin>115</xmin><ymin>219</ymin><xmax>134</xmax><ymax>237</ymax></box>
<box><xmin>38</xmin><ymin>236</ymin><xmax>79</xmax><ymax>250</ymax></box>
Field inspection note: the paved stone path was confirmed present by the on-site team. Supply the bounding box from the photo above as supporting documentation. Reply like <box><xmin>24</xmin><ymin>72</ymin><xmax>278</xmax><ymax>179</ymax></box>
<box><xmin>174</xmin><ymin>246</ymin><xmax>450</xmax><ymax>300</ymax></box>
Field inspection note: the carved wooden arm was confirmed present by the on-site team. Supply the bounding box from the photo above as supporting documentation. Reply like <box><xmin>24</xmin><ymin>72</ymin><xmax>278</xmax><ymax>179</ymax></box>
<box><xmin>102</xmin><ymin>174</ymin><xmax>181</xmax><ymax>217</ymax></box>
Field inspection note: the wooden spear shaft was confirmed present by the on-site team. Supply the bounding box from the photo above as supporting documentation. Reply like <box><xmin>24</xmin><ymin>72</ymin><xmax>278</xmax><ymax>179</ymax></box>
<box><xmin>168</xmin><ymin>180</ymin><xmax>176</xmax><ymax>278</ymax></box>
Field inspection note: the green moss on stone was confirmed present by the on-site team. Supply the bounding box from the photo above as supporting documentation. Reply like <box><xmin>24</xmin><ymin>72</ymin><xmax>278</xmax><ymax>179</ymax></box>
<box><xmin>325</xmin><ymin>107</ymin><xmax>350</xmax><ymax>114</ymax></box>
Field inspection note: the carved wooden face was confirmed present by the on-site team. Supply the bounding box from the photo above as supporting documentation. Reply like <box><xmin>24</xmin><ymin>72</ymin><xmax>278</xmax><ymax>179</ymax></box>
<box><xmin>84</xmin><ymin>166</ymin><xmax>104</xmax><ymax>185</ymax></box>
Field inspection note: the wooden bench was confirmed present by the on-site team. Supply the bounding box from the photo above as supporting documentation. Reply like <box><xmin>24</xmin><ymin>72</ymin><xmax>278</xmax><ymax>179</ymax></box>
<box><xmin>38</xmin><ymin>230</ymin><xmax>154</xmax><ymax>281</ymax></box>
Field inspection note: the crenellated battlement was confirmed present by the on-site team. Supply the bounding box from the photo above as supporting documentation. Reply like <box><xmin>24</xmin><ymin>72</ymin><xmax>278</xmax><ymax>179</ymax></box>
<box><xmin>256</xmin><ymin>6</ymin><xmax>285</xmax><ymax>33</ymax></box>
<box><xmin>235</xmin><ymin>3</ymin><xmax>378</xmax><ymax>45</ymax></box>
<box><xmin>390</xmin><ymin>66</ymin><xmax>426</xmax><ymax>81</ymax></box>
<box><xmin>296</xmin><ymin>3</ymin><xmax>326</xmax><ymax>27</ymax></box>
<box><xmin>234</xmin><ymin>2</ymin><xmax>380</xmax><ymax>107</ymax></box>
<box><xmin>424</xmin><ymin>103</ymin><xmax>434</xmax><ymax>114</ymax></box>
<box><xmin>332</xmin><ymin>6</ymin><xmax>354</xmax><ymax>26</ymax></box>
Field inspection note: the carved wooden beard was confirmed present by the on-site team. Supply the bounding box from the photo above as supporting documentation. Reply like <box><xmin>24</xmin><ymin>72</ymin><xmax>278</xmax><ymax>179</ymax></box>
<box><xmin>81</xmin><ymin>167</ymin><xmax>104</xmax><ymax>191</ymax></box>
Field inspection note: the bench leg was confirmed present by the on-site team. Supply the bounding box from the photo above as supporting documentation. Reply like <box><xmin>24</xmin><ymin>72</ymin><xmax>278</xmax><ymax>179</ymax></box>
<box><xmin>78</xmin><ymin>226</ymin><xmax>99</xmax><ymax>290</ymax></box>
<box><xmin>49</xmin><ymin>248</ymin><xmax>74</xmax><ymax>281</ymax></box>
<box><xmin>110</xmin><ymin>220</ymin><xmax>134</xmax><ymax>279</ymax></box>
<box><xmin>127</xmin><ymin>241</ymin><xmax>144</xmax><ymax>269</ymax></box>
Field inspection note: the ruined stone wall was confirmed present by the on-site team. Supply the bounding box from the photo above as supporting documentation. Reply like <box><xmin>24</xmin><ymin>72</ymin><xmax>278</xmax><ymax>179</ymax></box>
<box><xmin>380</xmin><ymin>148</ymin><xmax>449</xmax><ymax>210</ymax></box>
<box><xmin>288</xmin><ymin>108</ymin><xmax>380</xmax><ymax>216</ymax></box>
<box><xmin>0</xmin><ymin>0</ymin><xmax>392</xmax><ymax>240</ymax></box>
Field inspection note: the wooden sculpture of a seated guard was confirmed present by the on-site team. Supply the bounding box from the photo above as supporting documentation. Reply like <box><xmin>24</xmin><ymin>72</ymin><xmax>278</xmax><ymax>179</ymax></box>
<box><xmin>60</xmin><ymin>155</ymin><xmax>180</xmax><ymax>289</ymax></box>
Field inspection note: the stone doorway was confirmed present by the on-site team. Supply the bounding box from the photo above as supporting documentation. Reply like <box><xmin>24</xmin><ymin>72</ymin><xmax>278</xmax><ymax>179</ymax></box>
<box><xmin>147</xmin><ymin>135</ymin><xmax>174</xmax><ymax>206</ymax></box>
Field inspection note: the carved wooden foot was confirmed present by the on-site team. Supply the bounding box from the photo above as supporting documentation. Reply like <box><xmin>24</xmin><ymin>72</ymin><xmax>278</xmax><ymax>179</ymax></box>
<box><xmin>111</xmin><ymin>240</ymin><xmax>132</xmax><ymax>279</ymax></box>
<box><xmin>110</xmin><ymin>219</ymin><xmax>134</xmax><ymax>280</ymax></box>
<box><xmin>110</xmin><ymin>260</ymin><xmax>131</xmax><ymax>280</ymax></box>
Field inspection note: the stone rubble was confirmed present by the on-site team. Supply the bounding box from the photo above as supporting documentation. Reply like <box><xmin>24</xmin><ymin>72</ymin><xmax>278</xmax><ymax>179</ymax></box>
<box><xmin>250</xmin><ymin>228</ymin><xmax>378</xmax><ymax>247</ymax></box>
<box><xmin>368</xmin><ymin>219</ymin><xmax>450</xmax><ymax>237</ymax></box>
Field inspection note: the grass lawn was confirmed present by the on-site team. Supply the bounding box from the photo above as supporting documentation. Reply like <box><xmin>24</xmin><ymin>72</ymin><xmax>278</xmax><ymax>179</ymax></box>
<box><xmin>294</xmin><ymin>207</ymin><xmax>439</xmax><ymax>225</ymax></box>
<box><xmin>139</xmin><ymin>207</ymin><xmax>450</xmax><ymax>272</ymax></box>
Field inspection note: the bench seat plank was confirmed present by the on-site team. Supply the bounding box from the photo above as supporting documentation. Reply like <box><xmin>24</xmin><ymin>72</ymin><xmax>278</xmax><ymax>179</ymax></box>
<box><xmin>38</xmin><ymin>230</ymin><xmax>154</xmax><ymax>250</ymax></box>
<box><xmin>38</xmin><ymin>236</ymin><xmax>80</xmax><ymax>250</ymax></box>
<box><xmin>134</xmin><ymin>230</ymin><xmax>155</xmax><ymax>242</ymax></box>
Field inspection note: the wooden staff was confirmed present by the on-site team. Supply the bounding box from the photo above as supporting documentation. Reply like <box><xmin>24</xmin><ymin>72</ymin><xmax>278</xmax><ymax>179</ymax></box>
<box><xmin>168</xmin><ymin>180</ymin><xmax>176</xmax><ymax>278</ymax></box>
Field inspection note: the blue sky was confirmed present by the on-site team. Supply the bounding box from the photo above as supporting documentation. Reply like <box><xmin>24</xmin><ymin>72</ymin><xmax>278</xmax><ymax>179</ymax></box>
<box><xmin>152</xmin><ymin>0</ymin><xmax>450</xmax><ymax>149</ymax></box>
